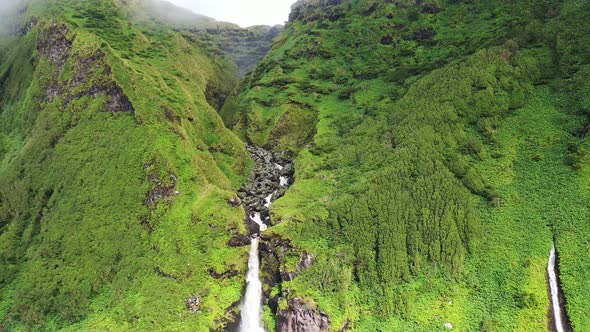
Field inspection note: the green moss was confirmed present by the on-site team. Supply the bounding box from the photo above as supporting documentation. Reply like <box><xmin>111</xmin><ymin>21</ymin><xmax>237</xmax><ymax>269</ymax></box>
<box><xmin>0</xmin><ymin>0</ymin><xmax>251</xmax><ymax>330</ymax></box>
<box><xmin>224</xmin><ymin>0</ymin><xmax>590</xmax><ymax>330</ymax></box>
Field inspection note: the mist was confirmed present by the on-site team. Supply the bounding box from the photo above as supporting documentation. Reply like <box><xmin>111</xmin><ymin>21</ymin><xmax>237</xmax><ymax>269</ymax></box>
<box><xmin>0</xmin><ymin>0</ymin><xmax>30</xmax><ymax>37</ymax></box>
<box><xmin>166</xmin><ymin>0</ymin><xmax>296</xmax><ymax>27</ymax></box>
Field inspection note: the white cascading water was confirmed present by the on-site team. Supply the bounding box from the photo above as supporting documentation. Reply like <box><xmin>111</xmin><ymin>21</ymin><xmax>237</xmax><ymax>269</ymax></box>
<box><xmin>249</xmin><ymin>213</ymin><xmax>267</xmax><ymax>232</ymax></box>
<box><xmin>240</xmin><ymin>237</ymin><xmax>265</xmax><ymax>332</ymax></box>
<box><xmin>240</xmin><ymin>148</ymin><xmax>292</xmax><ymax>332</ymax></box>
<box><xmin>548</xmin><ymin>245</ymin><xmax>565</xmax><ymax>332</ymax></box>
<box><xmin>264</xmin><ymin>194</ymin><xmax>273</xmax><ymax>208</ymax></box>
<box><xmin>279</xmin><ymin>176</ymin><xmax>289</xmax><ymax>187</ymax></box>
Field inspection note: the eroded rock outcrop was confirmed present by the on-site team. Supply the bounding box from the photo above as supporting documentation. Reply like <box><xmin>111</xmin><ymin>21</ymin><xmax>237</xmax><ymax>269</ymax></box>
<box><xmin>37</xmin><ymin>21</ymin><xmax>73</xmax><ymax>66</ymax></box>
<box><xmin>277</xmin><ymin>298</ymin><xmax>330</xmax><ymax>332</ymax></box>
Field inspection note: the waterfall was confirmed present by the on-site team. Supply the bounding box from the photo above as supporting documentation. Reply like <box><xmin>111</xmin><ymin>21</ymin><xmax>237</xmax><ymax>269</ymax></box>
<box><xmin>279</xmin><ymin>176</ymin><xmax>289</xmax><ymax>186</ymax></box>
<box><xmin>237</xmin><ymin>146</ymin><xmax>294</xmax><ymax>331</ymax></box>
<box><xmin>548</xmin><ymin>245</ymin><xmax>565</xmax><ymax>332</ymax></box>
<box><xmin>239</xmin><ymin>237</ymin><xmax>265</xmax><ymax>332</ymax></box>
<box><xmin>249</xmin><ymin>213</ymin><xmax>267</xmax><ymax>232</ymax></box>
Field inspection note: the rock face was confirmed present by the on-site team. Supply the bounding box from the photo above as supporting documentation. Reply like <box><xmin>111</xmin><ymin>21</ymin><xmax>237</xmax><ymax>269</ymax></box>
<box><xmin>37</xmin><ymin>21</ymin><xmax>136</xmax><ymax>115</ymax></box>
<box><xmin>277</xmin><ymin>298</ymin><xmax>330</xmax><ymax>332</ymax></box>
<box><xmin>38</xmin><ymin>21</ymin><xmax>73</xmax><ymax>66</ymax></box>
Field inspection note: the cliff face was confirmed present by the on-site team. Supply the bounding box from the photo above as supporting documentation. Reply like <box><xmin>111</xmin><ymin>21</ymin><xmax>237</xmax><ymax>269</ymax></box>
<box><xmin>277</xmin><ymin>298</ymin><xmax>330</xmax><ymax>332</ymax></box>
<box><xmin>0</xmin><ymin>0</ymin><xmax>251</xmax><ymax>330</ymax></box>
<box><xmin>224</xmin><ymin>0</ymin><xmax>590</xmax><ymax>330</ymax></box>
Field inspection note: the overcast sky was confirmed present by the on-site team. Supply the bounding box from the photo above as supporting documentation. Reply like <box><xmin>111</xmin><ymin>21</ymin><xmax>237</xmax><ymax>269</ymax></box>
<box><xmin>167</xmin><ymin>0</ymin><xmax>297</xmax><ymax>27</ymax></box>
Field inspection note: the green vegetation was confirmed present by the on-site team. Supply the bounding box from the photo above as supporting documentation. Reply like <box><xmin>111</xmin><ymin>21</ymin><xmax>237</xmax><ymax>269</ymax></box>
<box><xmin>1</xmin><ymin>0</ymin><xmax>589</xmax><ymax>331</ymax></box>
<box><xmin>0</xmin><ymin>0</ymin><xmax>253</xmax><ymax>330</ymax></box>
<box><xmin>224</xmin><ymin>0</ymin><xmax>590</xmax><ymax>330</ymax></box>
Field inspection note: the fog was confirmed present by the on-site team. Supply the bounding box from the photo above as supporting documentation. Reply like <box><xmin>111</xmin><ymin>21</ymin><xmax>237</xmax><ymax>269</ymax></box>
<box><xmin>167</xmin><ymin>0</ymin><xmax>296</xmax><ymax>27</ymax></box>
<box><xmin>0</xmin><ymin>0</ymin><xmax>30</xmax><ymax>36</ymax></box>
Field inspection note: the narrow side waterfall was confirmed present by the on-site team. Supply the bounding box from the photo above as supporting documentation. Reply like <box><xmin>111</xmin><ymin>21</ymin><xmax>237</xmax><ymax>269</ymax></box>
<box><xmin>548</xmin><ymin>246</ymin><xmax>564</xmax><ymax>332</ymax></box>
<box><xmin>239</xmin><ymin>237</ymin><xmax>265</xmax><ymax>332</ymax></box>
<box><xmin>547</xmin><ymin>244</ymin><xmax>571</xmax><ymax>332</ymax></box>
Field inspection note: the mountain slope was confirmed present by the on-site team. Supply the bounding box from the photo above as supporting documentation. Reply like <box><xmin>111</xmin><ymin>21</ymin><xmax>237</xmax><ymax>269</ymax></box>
<box><xmin>223</xmin><ymin>0</ymin><xmax>590</xmax><ymax>330</ymax></box>
<box><xmin>0</xmin><ymin>0</ymin><xmax>254</xmax><ymax>330</ymax></box>
<box><xmin>135</xmin><ymin>0</ymin><xmax>283</xmax><ymax>78</ymax></box>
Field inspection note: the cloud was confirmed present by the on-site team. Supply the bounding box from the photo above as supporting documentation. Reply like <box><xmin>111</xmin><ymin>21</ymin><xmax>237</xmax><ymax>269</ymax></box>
<box><xmin>0</xmin><ymin>0</ymin><xmax>29</xmax><ymax>36</ymax></box>
<box><xmin>166</xmin><ymin>0</ymin><xmax>297</xmax><ymax>27</ymax></box>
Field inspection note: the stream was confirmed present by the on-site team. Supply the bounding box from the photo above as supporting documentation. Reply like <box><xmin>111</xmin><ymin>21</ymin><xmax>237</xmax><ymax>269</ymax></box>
<box><xmin>238</xmin><ymin>146</ymin><xmax>294</xmax><ymax>332</ymax></box>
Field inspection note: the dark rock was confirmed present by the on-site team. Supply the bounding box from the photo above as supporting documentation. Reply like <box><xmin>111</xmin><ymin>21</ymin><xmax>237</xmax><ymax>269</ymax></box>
<box><xmin>17</xmin><ymin>16</ymin><xmax>38</xmax><ymax>36</ymax></box>
<box><xmin>409</xmin><ymin>27</ymin><xmax>436</xmax><ymax>41</ymax></box>
<box><xmin>154</xmin><ymin>266</ymin><xmax>178</xmax><ymax>280</ymax></box>
<box><xmin>380</xmin><ymin>35</ymin><xmax>394</xmax><ymax>45</ymax></box>
<box><xmin>280</xmin><ymin>163</ymin><xmax>295</xmax><ymax>176</ymax></box>
<box><xmin>239</xmin><ymin>145</ymin><xmax>294</xmax><ymax>235</ymax></box>
<box><xmin>277</xmin><ymin>298</ymin><xmax>330</xmax><ymax>332</ymax></box>
<box><xmin>228</xmin><ymin>234</ymin><xmax>250</xmax><ymax>247</ymax></box>
<box><xmin>421</xmin><ymin>3</ymin><xmax>442</xmax><ymax>14</ymax></box>
<box><xmin>339</xmin><ymin>319</ymin><xmax>352</xmax><ymax>331</ymax></box>
<box><xmin>38</xmin><ymin>21</ymin><xmax>73</xmax><ymax>67</ymax></box>
<box><xmin>208</xmin><ymin>267</ymin><xmax>239</xmax><ymax>279</ymax></box>
<box><xmin>145</xmin><ymin>173</ymin><xmax>178</xmax><ymax>207</ymax></box>
<box><xmin>280</xmin><ymin>271</ymin><xmax>297</xmax><ymax>282</ymax></box>
<box><xmin>104</xmin><ymin>84</ymin><xmax>135</xmax><ymax>114</ymax></box>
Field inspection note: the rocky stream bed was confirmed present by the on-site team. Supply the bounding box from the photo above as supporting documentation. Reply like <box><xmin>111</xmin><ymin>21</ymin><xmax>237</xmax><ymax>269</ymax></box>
<box><xmin>233</xmin><ymin>145</ymin><xmax>331</xmax><ymax>332</ymax></box>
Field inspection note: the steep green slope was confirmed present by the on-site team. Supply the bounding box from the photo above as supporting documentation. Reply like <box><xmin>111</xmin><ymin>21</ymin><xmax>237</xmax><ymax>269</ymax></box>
<box><xmin>223</xmin><ymin>0</ymin><xmax>590</xmax><ymax>330</ymax></box>
<box><xmin>0</xmin><ymin>0</ymin><xmax>252</xmax><ymax>330</ymax></box>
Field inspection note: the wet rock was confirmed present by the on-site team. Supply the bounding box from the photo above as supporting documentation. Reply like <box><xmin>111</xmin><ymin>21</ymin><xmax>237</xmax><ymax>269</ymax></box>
<box><xmin>280</xmin><ymin>271</ymin><xmax>297</xmax><ymax>282</ymax></box>
<box><xmin>277</xmin><ymin>298</ymin><xmax>330</xmax><ymax>332</ymax></box>
<box><xmin>240</xmin><ymin>145</ymin><xmax>294</xmax><ymax>234</ymax></box>
<box><xmin>280</xmin><ymin>163</ymin><xmax>295</xmax><ymax>177</ymax></box>
<box><xmin>228</xmin><ymin>234</ymin><xmax>251</xmax><ymax>247</ymax></box>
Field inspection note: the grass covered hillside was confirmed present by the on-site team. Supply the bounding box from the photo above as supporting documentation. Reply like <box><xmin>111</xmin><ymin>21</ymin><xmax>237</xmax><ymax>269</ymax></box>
<box><xmin>223</xmin><ymin>0</ymin><xmax>590</xmax><ymax>330</ymax></box>
<box><xmin>0</xmin><ymin>0</ymin><xmax>255</xmax><ymax>330</ymax></box>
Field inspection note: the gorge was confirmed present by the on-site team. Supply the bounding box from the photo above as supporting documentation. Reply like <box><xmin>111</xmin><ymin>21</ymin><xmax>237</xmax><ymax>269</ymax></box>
<box><xmin>0</xmin><ymin>0</ymin><xmax>589</xmax><ymax>331</ymax></box>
